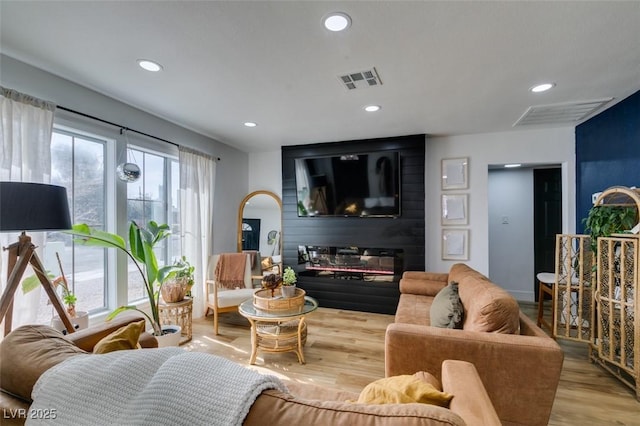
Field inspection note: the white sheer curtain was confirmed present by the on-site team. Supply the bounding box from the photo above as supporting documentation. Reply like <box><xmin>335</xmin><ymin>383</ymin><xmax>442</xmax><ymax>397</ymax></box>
<box><xmin>0</xmin><ymin>86</ymin><xmax>56</xmax><ymax>328</ymax></box>
<box><xmin>179</xmin><ymin>146</ymin><xmax>216</xmax><ymax>319</ymax></box>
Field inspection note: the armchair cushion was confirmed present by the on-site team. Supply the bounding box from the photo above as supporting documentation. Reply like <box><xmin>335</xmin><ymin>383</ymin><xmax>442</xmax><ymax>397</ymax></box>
<box><xmin>93</xmin><ymin>320</ymin><xmax>145</xmax><ymax>354</ymax></box>
<box><xmin>208</xmin><ymin>288</ymin><xmax>255</xmax><ymax>308</ymax></box>
<box><xmin>0</xmin><ymin>325</ymin><xmax>87</xmax><ymax>402</ymax></box>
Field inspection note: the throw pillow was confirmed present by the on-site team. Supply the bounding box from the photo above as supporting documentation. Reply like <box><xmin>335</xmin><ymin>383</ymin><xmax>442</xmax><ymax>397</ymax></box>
<box><xmin>93</xmin><ymin>320</ymin><xmax>145</xmax><ymax>354</ymax></box>
<box><xmin>356</xmin><ymin>375</ymin><xmax>453</xmax><ymax>407</ymax></box>
<box><xmin>430</xmin><ymin>281</ymin><xmax>464</xmax><ymax>329</ymax></box>
<box><xmin>0</xmin><ymin>325</ymin><xmax>87</xmax><ymax>402</ymax></box>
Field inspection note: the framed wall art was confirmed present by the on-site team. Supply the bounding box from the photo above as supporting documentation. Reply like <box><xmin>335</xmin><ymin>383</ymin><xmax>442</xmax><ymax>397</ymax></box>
<box><xmin>441</xmin><ymin>157</ymin><xmax>469</xmax><ymax>190</ymax></box>
<box><xmin>441</xmin><ymin>194</ymin><xmax>468</xmax><ymax>226</ymax></box>
<box><xmin>442</xmin><ymin>229</ymin><xmax>469</xmax><ymax>260</ymax></box>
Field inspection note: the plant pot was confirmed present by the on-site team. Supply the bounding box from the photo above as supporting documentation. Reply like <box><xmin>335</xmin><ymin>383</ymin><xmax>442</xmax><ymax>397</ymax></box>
<box><xmin>51</xmin><ymin>311</ymin><xmax>89</xmax><ymax>334</ymax></box>
<box><xmin>155</xmin><ymin>324</ymin><xmax>182</xmax><ymax>347</ymax></box>
<box><xmin>281</xmin><ymin>284</ymin><xmax>297</xmax><ymax>298</ymax></box>
<box><xmin>161</xmin><ymin>278</ymin><xmax>188</xmax><ymax>303</ymax></box>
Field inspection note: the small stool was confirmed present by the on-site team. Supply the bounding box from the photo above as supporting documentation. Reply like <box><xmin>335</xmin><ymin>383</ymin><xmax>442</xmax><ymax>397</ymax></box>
<box><xmin>536</xmin><ymin>272</ymin><xmax>555</xmax><ymax>335</ymax></box>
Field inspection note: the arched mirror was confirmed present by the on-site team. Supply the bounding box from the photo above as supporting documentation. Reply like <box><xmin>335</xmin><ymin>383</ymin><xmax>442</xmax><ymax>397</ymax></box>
<box><xmin>237</xmin><ymin>190</ymin><xmax>282</xmax><ymax>258</ymax></box>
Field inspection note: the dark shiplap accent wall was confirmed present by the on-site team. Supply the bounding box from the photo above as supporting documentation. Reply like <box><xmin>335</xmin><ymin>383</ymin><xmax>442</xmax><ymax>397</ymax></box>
<box><xmin>576</xmin><ymin>90</ymin><xmax>640</xmax><ymax>232</ymax></box>
<box><xmin>281</xmin><ymin>134</ymin><xmax>426</xmax><ymax>313</ymax></box>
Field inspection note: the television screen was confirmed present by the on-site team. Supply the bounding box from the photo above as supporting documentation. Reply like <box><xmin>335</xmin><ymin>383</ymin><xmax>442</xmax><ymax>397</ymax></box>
<box><xmin>294</xmin><ymin>152</ymin><xmax>400</xmax><ymax>217</ymax></box>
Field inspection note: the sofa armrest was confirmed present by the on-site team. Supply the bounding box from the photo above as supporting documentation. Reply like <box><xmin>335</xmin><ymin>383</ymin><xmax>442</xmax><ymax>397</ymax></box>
<box><xmin>441</xmin><ymin>360</ymin><xmax>501</xmax><ymax>426</ymax></box>
<box><xmin>385</xmin><ymin>322</ymin><xmax>563</xmax><ymax>426</ymax></box>
<box><xmin>399</xmin><ymin>272</ymin><xmax>448</xmax><ymax>296</ymax></box>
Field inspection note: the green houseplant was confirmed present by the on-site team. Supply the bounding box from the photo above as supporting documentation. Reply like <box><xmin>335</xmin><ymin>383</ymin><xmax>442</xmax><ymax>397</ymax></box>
<box><xmin>281</xmin><ymin>266</ymin><xmax>297</xmax><ymax>298</ymax></box>
<box><xmin>161</xmin><ymin>256</ymin><xmax>195</xmax><ymax>302</ymax></box>
<box><xmin>70</xmin><ymin>221</ymin><xmax>184</xmax><ymax>336</ymax></box>
<box><xmin>582</xmin><ymin>205</ymin><xmax>637</xmax><ymax>254</ymax></box>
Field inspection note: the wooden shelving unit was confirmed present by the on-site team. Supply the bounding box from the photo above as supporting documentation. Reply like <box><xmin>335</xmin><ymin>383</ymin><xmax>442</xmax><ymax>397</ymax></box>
<box><xmin>553</xmin><ymin>234</ymin><xmax>594</xmax><ymax>343</ymax></box>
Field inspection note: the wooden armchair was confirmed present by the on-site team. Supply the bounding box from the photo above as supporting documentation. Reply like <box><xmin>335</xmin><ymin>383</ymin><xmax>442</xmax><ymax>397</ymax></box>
<box><xmin>204</xmin><ymin>253</ymin><xmax>255</xmax><ymax>335</ymax></box>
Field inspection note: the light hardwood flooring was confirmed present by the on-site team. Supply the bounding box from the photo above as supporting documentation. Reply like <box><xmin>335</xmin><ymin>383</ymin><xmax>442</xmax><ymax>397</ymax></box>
<box><xmin>184</xmin><ymin>302</ymin><xmax>639</xmax><ymax>425</ymax></box>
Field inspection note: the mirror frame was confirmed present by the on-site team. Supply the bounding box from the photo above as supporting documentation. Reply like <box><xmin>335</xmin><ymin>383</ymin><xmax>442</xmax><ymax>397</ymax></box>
<box><xmin>237</xmin><ymin>190</ymin><xmax>283</xmax><ymax>254</ymax></box>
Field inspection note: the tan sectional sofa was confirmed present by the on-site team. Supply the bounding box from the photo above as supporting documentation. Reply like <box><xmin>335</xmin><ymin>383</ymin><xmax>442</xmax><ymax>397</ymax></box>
<box><xmin>386</xmin><ymin>263</ymin><xmax>564</xmax><ymax>426</ymax></box>
<box><xmin>0</xmin><ymin>316</ymin><xmax>502</xmax><ymax>425</ymax></box>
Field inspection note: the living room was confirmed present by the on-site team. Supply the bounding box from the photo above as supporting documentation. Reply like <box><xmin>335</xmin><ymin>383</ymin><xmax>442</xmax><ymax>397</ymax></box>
<box><xmin>1</xmin><ymin>2</ymin><xmax>640</xmax><ymax>425</ymax></box>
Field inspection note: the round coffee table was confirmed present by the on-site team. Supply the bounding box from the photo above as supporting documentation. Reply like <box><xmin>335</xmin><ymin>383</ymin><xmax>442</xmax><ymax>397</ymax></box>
<box><xmin>239</xmin><ymin>296</ymin><xmax>318</xmax><ymax>365</ymax></box>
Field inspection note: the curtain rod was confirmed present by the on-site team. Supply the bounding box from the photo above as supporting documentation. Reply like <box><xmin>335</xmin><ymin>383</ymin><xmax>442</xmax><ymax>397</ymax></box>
<box><xmin>56</xmin><ymin>105</ymin><xmax>220</xmax><ymax>161</ymax></box>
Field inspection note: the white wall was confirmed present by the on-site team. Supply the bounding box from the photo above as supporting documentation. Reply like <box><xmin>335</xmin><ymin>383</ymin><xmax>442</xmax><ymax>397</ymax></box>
<box><xmin>0</xmin><ymin>54</ymin><xmax>249</xmax><ymax>254</ymax></box>
<box><xmin>488</xmin><ymin>168</ymin><xmax>535</xmax><ymax>301</ymax></box>
<box><xmin>426</xmin><ymin>127</ymin><xmax>576</xmax><ymax>276</ymax></box>
<box><xmin>248</xmin><ymin>150</ymin><xmax>282</xmax><ymax>197</ymax></box>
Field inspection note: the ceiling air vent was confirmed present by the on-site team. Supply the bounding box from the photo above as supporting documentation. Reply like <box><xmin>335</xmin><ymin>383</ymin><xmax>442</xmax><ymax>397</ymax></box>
<box><xmin>338</xmin><ymin>67</ymin><xmax>382</xmax><ymax>90</ymax></box>
<box><xmin>514</xmin><ymin>98</ymin><xmax>613</xmax><ymax>126</ymax></box>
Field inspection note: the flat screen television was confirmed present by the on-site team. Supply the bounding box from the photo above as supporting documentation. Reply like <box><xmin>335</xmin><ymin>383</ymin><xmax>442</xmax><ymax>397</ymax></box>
<box><xmin>294</xmin><ymin>151</ymin><xmax>400</xmax><ymax>217</ymax></box>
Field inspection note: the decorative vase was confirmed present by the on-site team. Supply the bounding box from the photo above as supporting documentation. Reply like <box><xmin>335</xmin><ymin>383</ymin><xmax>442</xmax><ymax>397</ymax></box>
<box><xmin>161</xmin><ymin>278</ymin><xmax>188</xmax><ymax>303</ymax></box>
<box><xmin>155</xmin><ymin>324</ymin><xmax>182</xmax><ymax>347</ymax></box>
<box><xmin>51</xmin><ymin>310</ymin><xmax>89</xmax><ymax>334</ymax></box>
<box><xmin>281</xmin><ymin>284</ymin><xmax>297</xmax><ymax>298</ymax></box>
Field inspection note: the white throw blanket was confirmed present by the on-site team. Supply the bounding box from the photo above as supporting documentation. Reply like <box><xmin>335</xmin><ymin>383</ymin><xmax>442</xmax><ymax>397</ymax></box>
<box><xmin>28</xmin><ymin>348</ymin><xmax>286</xmax><ymax>426</ymax></box>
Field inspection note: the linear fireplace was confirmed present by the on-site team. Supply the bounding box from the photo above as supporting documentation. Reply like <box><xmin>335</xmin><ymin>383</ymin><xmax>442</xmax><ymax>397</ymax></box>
<box><xmin>299</xmin><ymin>245</ymin><xmax>404</xmax><ymax>279</ymax></box>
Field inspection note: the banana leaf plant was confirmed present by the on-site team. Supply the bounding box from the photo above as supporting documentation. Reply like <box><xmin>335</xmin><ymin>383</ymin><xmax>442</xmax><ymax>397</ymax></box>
<box><xmin>69</xmin><ymin>221</ymin><xmax>183</xmax><ymax>336</ymax></box>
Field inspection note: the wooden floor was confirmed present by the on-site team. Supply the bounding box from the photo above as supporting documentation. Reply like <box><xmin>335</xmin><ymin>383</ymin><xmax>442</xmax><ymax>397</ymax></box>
<box><xmin>185</xmin><ymin>302</ymin><xmax>639</xmax><ymax>425</ymax></box>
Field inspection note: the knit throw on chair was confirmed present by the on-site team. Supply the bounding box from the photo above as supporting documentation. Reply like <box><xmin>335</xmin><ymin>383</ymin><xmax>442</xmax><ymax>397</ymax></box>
<box><xmin>215</xmin><ymin>253</ymin><xmax>247</xmax><ymax>289</ymax></box>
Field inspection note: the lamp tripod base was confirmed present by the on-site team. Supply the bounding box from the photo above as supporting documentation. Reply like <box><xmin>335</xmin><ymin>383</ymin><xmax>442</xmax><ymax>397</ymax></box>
<box><xmin>0</xmin><ymin>233</ymin><xmax>75</xmax><ymax>336</ymax></box>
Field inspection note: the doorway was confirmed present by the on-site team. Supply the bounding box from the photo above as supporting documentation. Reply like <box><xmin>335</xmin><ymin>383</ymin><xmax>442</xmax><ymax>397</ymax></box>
<box><xmin>241</xmin><ymin>218</ymin><xmax>261</xmax><ymax>251</ymax></box>
<box><xmin>533</xmin><ymin>168</ymin><xmax>562</xmax><ymax>301</ymax></box>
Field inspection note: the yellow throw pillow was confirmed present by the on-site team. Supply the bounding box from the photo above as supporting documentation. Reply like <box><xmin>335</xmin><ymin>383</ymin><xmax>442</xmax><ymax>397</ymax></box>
<box><xmin>357</xmin><ymin>375</ymin><xmax>453</xmax><ymax>407</ymax></box>
<box><xmin>93</xmin><ymin>320</ymin><xmax>145</xmax><ymax>354</ymax></box>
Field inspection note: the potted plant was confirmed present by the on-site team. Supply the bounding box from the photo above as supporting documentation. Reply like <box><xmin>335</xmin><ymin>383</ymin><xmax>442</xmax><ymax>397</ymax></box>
<box><xmin>161</xmin><ymin>256</ymin><xmax>195</xmax><ymax>302</ymax></box>
<box><xmin>281</xmin><ymin>266</ymin><xmax>297</xmax><ymax>298</ymax></box>
<box><xmin>70</xmin><ymin>221</ymin><xmax>186</xmax><ymax>342</ymax></box>
<box><xmin>22</xmin><ymin>252</ymin><xmax>89</xmax><ymax>332</ymax></box>
<box><xmin>582</xmin><ymin>204</ymin><xmax>637</xmax><ymax>259</ymax></box>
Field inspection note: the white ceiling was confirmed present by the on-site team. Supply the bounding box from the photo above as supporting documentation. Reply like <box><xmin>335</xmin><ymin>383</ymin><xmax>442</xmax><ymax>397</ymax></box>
<box><xmin>1</xmin><ymin>1</ymin><xmax>639</xmax><ymax>153</ymax></box>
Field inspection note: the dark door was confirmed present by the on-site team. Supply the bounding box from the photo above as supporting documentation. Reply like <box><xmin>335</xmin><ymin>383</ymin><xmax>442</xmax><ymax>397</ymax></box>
<box><xmin>533</xmin><ymin>168</ymin><xmax>562</xmax><ymax>301</ymax></box>
<box><xmin>241</xmin><ymin>218</ymin><xmax>261</xmax><ymax>251</ymax></box>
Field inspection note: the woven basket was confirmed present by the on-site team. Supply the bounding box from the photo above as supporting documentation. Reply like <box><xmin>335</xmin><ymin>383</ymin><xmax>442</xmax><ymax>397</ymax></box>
<box><xmin>253</xmin><ymin>288</ymin><xmax>306</xmax><ymax>311</ymax></box>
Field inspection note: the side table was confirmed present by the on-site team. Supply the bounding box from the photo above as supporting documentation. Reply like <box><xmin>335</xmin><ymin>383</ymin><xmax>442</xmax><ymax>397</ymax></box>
<box><xmin>238</xmin><ymin>296</ymin><xmax>318</xmax><ymax>365</ymax></box>
<box><xmin>159</xmin><ymin>297</ymin><xmax>193</xmax><ymax>345</ymax></box>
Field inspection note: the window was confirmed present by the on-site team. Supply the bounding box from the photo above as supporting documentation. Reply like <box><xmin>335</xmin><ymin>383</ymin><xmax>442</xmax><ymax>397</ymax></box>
<box><xmin>37</xmin><ymin>128</ymin><xmax>108</xmax><ymax>324</ymax></box>
<box><xmin>126</xmin><ymin>148</ymin><xmax>180</xmax><ymax>302</ymax></box>
<box><xmin>35</xmin><ymin>123</ymin><xmax>181</xmax><ymax>325</ymax></box>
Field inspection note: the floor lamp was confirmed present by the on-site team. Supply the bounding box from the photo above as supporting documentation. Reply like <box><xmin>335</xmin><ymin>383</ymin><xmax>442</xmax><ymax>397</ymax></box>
<box><xmin>0</xmin><ymin>182</ymin><xmax>75</xmax><ymax>336</ymax></box>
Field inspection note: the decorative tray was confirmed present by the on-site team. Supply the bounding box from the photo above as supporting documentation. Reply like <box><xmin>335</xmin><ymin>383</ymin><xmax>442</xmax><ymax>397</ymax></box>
<box><xmin>253</xmin><ymin>288</ymin><xmax>306</xmax><ymax>311</ymax></box>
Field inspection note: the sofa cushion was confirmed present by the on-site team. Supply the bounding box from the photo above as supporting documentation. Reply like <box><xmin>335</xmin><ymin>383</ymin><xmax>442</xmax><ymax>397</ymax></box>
<box><xmin>356</xmin><ymin>375</ymin><xmax>453</xmax><ymax>406</ymax></box>
<box><xmin>449</xmin><ymin>264</ymin><xmax>520</xmax><ymax>334</ymax></box>
<box><xmin>430</xmin><ymin>282</ymin><xmax>464</xmax><ymax>329</ymax></box>
<box><xmin>0</xmin><ymin>325</ymin><xmax>87</xmax><ymax>402</ymax></box>
<box><xmin>93</xmin><ymin>320</ymin><xmax>145</xmax><ymax>354</ymax></box>
<box><xmin>395</xmin><ymin>293</ymin><xmax>434</xmax><ymax>326</ymax></box>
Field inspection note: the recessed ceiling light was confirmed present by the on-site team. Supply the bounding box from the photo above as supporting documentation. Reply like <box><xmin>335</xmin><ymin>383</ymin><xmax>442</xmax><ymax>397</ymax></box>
<box><xmin>244</xmin><ymin>122</ymin><xmax>257</xmax><ymax>127</ymax></box>
<box><xmin>504</xmin><ymin>164</ymin><xmax>522</xmax><ymax>168</ymax></box>
<box><xmin>530</xmin><ymin>83</ymin><xmax>555</xmax><ymax>93</ymax></box>
<box><xmin>364</xmin><ymin>105</ymin><xmax>381</xmax><ymax>112</ymax></box>
<box><xmin>323</xmin><ymin>12</ymin><xmax>351</xmax><ymax>32</ymax></box>
<box><xmin>137</xmin><ymin>59</ymin><xmax>163</xmax><ymax>72</ymax></box>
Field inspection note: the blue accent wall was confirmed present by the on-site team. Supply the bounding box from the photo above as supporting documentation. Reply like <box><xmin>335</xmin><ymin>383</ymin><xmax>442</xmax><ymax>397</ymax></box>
<box><xmin>576</xmin><ymin>90</ymin><xmax>640</xmax><ymax>233</ymax></box>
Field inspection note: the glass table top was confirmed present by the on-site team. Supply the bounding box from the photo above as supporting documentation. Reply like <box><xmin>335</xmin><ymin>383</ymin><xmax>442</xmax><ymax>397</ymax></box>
<box><xmin>239</xmin><ymin>296</ymin><xmax>318</xmax><ymax>319</ymax></box>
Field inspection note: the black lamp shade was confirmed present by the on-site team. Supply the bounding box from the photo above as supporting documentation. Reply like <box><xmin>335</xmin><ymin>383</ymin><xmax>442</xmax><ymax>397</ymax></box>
<box><xmin>0</xmin><ymin>182</ymin><xmax>72</xmax><ymax>232</ymax></box>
